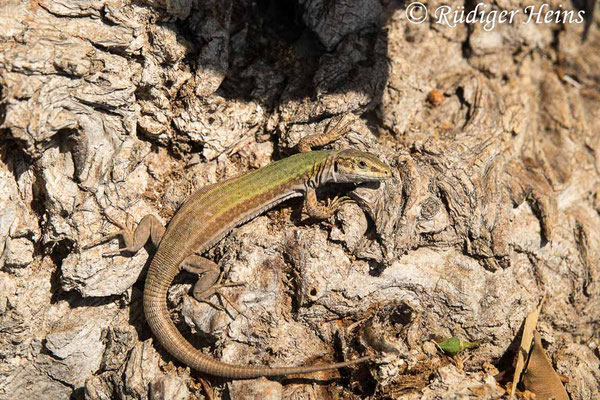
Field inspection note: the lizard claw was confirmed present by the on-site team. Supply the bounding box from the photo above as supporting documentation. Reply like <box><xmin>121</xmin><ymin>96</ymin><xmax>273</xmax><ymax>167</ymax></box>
<box><xmin>83</xmin><ymin>212</ymin><xmax>132</xmax><ymax>252</ymax></box>
<box><xmin>328</xmin><ymin>195</ymin><xmax>354</xmax><ymax>211</ymax></box>
<box><xmin>101</xmin><ymin>247</ymin><xmax>128</xmax><ymax>257</ymax></box>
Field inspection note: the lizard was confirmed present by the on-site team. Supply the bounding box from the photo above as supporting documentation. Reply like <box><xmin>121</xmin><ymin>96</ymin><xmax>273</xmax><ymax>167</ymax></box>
<box><xmin>85</xmin><ymin>115</ymin><xmax>392</xmax><ymax>379</ymax></box>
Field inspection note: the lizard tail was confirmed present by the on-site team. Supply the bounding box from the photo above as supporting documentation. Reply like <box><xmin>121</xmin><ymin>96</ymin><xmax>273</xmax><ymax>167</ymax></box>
<box><xmin>143</xmin><ymin>248</ymin><xmax>370</xmax><ymax>379</ymax></box>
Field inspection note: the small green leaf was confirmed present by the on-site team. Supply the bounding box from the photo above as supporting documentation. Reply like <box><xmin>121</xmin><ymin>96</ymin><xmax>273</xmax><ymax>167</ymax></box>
<box><xmin>438</xmin><ymin>337</ymin><xmax>482</xmax><ymax>355</ymax></box>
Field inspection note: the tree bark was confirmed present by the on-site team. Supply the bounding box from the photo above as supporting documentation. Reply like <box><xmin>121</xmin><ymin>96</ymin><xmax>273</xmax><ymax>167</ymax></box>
<box><xmin>1</xmin><ymin>0</ymin><xmax>598</xmax><ymax>399</ymax></box>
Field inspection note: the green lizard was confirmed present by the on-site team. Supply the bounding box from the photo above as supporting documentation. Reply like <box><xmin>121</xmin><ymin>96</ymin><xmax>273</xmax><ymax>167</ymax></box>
<box><xmin>86</xmin><ymin>115</ymin><xmax>392</xmax><ymax>378</ymax></box>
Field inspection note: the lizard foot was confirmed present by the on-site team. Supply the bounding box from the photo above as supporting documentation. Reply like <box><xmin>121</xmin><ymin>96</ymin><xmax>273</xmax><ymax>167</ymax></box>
<box><xmin>83</xmin><ymin>213</ymin><xmax>164</xmax><ymax>256</ymax></box>
<box><xmin>193</xmin><ymin>271</ymin><xmax>245</xmax><ymax>315</ymax></box>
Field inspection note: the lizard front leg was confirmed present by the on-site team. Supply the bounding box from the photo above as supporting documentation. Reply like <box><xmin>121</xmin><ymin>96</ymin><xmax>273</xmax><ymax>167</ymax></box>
<box><xmin>84</xmin><ymin>214</ymin><xmax>165</xmax><ymax>256</ymax></box>
<box><xmin>304</xmin><ymin>187</ymin><xmax>353</xmax><ymax>219</ymax></box>
<box><xmin>297</xmin><ymin>114</ymin><xmax>355</xmax><ymax>153</ymax></box>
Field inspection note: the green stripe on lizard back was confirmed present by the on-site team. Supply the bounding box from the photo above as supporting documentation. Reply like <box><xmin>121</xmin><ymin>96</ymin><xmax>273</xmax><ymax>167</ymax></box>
<box><xmin>182</xmin><ymin>150</ymin><xmax>330</xmax><ymax>213</ymax></box>
<box><xmin>163</xmin><ymin>150</ymin><xmax>332</xmax><ymax>253</ymax></box>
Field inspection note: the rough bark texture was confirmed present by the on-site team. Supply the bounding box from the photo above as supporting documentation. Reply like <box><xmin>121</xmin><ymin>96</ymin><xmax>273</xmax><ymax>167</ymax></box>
<box><xmin>1</xmin><ymin>0</ymin><xmax>599</xmax><ymax>399</ymax></box>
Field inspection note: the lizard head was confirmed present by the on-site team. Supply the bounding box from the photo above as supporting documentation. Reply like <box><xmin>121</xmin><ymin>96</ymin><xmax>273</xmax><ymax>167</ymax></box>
<box><xmin>329</xmin><ymin>149</ymin><xmax>392</xmax><ymax>183</ymax></box>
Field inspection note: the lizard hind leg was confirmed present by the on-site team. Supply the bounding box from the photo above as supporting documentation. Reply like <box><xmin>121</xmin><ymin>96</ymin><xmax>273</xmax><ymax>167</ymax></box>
<box><xmin>84</xmin><ymin>214</ymin><xmax>165</xmax><ymax>256</ymax></box>
<box><xmin>181</xmin><ymin>255</ymin><xmax>245</xmax><ymax>315</ymax></box>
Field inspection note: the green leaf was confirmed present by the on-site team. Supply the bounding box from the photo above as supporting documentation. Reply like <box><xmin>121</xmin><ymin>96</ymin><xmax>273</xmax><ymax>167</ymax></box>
<box><xmin>437</xmin><ymin>337</ymin><xmax>482</xmax><ymax>355</ymax></box>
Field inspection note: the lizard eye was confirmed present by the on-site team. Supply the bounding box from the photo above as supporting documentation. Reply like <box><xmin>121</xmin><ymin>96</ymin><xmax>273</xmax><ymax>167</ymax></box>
<box><xmin>358</xmin><ymin>160</ymin><xmax>367</xmax><ymax>169</ymax></box>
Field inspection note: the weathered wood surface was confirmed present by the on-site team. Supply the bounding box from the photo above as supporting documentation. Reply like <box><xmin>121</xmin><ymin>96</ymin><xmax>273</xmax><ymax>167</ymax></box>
<box><xmin>1</xmin><ymin>0</ymin><xmax>598</xmax><ymax>399</ymax></box>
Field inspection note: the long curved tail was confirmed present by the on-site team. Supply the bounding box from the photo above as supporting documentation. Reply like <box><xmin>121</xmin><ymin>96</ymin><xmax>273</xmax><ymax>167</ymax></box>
<box><xmin>143</xmin><ymin>250</ymin><xmax>369</xmax><ymax>379</ymax></box>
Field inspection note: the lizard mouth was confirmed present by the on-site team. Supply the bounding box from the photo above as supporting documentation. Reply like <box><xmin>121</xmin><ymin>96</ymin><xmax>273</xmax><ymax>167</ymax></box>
<box><xmin>354</xmin><ymin>180</ymin><xmax>385</xmax><ymax>189</ymax></box>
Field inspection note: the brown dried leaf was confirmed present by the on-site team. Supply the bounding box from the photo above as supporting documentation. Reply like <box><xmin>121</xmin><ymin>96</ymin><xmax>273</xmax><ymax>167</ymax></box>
<box><xmin>510</xmin><ymin>297</ymin><xmax>545</xmax><ymax>400</ymax></box>
<box><xmin>521</xmin><ymin>331</ymin><xmax>569</xmax><ymax>400</ymax></box>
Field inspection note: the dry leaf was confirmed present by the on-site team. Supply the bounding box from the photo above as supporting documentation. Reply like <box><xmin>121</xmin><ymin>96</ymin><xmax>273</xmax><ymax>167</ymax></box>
<box><xmin>521</xmin><ymin>331</ymin><xmax>569</xmax><ymax>400</ymax></box>
<box><xmin>510</xmin><ymin>297</ymin><xmax>545</xmax><ymax>400</ymax></box>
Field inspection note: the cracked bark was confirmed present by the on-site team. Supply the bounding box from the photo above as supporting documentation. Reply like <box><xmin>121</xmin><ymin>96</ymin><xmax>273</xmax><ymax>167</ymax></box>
<box><xmin>1</xmin><ymin>0</ymin><xmax>599</xmax><ymax>399</ymax></box>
